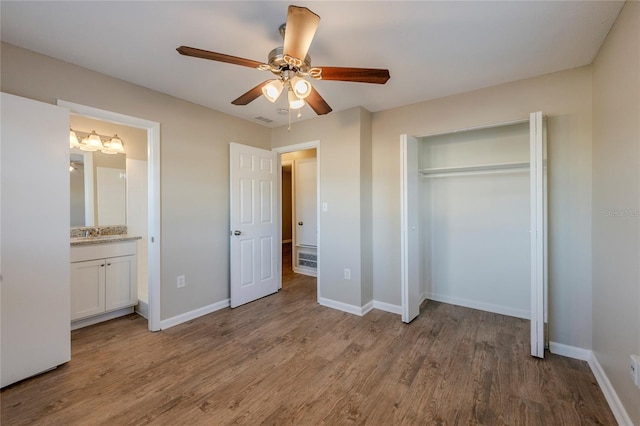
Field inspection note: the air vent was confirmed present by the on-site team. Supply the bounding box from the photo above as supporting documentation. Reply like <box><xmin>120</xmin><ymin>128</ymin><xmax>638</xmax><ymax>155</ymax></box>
<box><xmin>254</xmin><ymin>116</ymin><xmax>274</xmax><ymax>124</ymax></box>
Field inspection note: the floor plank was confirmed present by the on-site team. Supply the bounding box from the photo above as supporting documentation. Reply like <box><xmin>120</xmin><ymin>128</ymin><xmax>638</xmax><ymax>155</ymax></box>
<box><xmin>1</xmin><ymin>255</ymin><xmax>616</xmax><ymax>425</ymax></box>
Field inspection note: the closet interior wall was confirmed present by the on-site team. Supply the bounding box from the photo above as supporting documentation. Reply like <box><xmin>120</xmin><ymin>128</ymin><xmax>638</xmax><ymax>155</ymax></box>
<box><xmin>418</xmin><ymin>122</ymin><xmax>532</xmax><ymax>319</ymax></box>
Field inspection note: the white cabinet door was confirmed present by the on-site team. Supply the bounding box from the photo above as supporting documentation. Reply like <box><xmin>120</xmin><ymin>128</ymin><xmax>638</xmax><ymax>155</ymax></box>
<box><xmin>295</xmin><ymin>158</ymin><xmax>317</xmax><ymax>247</ymax></box>
<box><xmin>105</xmin><ymin>255</ymin><xmax>137</xmax><ymax>311</ymax></box>
<box><xmin>71</xmin><ymin>259</ymin><xmax>106</xmax><ymax>321</ymax></box>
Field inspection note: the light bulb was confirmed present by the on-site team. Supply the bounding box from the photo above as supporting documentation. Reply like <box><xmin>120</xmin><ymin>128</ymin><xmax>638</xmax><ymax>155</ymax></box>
<box><xmin>262</xmin><ymin>80</ymin><xmax>284</xmax><ymax>102</ymax></box>
<box><xmin>103</xmin><ymin>135</ymin><xmax>125</xmax><ymax>154</ymax></box>
<box><xmin>291</xmin><ymin>76</ymin><xmax>312</xmax><ymax>99</ymax></box>
<box><xmin>288</xmin><ymin>90</ymin><xmax>305</xmax><ymax>110</ymax></box>
<box><xmin>79</xmin><ymin>137</ymin><xmax>97</xmax><ymax>151</ymax></box>
<box><xmin>69</xmin><ymin>129</ymin><xmax>80</xmax><ymax>148</ymax></box>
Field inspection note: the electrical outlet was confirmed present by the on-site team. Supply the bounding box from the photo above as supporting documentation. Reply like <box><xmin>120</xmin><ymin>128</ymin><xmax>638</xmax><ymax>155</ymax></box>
<box><xmin>631</xmin><ymin>355</ymin><xmax>640</xmax><ymax>388</ymax></box>
<box><xmin>344</xmin><ymin>268</ymin><xmax>351</xmax><ymax>280</ymax></box>
<box><xmin>177</xmin><ymin>275</ymin><xmax>186</xmax><ymax>288</ymax></box>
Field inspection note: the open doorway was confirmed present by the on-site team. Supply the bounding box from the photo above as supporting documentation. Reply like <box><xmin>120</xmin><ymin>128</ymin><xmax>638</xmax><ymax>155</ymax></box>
<box><xmin>59</xmin><ymin>100</ymin><xmax>161</xmax><ymax>331</ymax></box>
<box><xmin>274</xmin><ymin>142</ymin><xmax>320</xmax><ymax>298</ymax></box>
<box><xmin>69</xmin><ymin>115</ymin><xmax>149</xmax><ymax>317</ymax></box>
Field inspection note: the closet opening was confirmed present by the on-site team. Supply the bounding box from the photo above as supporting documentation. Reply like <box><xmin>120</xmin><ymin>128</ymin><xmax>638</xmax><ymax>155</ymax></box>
<box><xmin>401</xmin><ymin>113</ymin><xmax>547</xmax><ymax>357</ymax></box>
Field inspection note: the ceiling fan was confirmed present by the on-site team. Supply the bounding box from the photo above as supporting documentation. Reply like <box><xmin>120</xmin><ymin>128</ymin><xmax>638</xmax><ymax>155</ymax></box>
<box><xmin>177</xmin><ymin>5</ymin><xmax>390</xmax><ymax>116</ymax></box>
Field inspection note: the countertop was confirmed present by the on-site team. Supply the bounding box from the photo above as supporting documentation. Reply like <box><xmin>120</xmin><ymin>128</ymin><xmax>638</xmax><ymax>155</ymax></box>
<box><xmin>70</xmin><ymin>235</ymin><xmax>142</xmax><ymax>246</ymax></box>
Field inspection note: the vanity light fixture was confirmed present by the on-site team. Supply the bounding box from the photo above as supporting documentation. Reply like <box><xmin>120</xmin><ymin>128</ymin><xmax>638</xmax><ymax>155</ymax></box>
<box><xmin>71</xmin><ymin>129</ymin><xmax>126</xmax><ymax>154</ymax></box>
<box><xmin>79</xmin><ymin>131</ymin><xmax>104</xmax><ymax>152</ymax></box>
<box><xmin>69</xmin><ymin>129</ymin><xmax>80</xmax><ymax>148</ymax></box>
<box><xmin>102</xmin><ymin>134</ymin><xmax>125</xmax><ymax>155</ymax></box>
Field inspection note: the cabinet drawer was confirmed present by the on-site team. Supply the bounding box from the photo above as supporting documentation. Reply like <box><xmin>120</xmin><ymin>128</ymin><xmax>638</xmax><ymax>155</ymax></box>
<box><xmin>71</xmin><ymin>241</ymin><xmax>136</xmax><ymax>262</ymax></box>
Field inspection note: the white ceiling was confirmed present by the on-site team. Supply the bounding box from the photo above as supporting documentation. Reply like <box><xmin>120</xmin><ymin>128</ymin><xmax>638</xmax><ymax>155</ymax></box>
<box><xmin>1</xmin><ymin>1</ymin><xmax>624</xmax><ymax>127</ymax></box>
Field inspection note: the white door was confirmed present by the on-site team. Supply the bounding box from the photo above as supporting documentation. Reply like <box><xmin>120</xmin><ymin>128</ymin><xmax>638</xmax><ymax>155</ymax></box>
<box><xmin>1</xmin><ymin>93</ymin><xmax>71</xmax><ymax>387</ymax></box>
<box><xmin>229</xmin><ymin>142</ymin><xmax>279</xmax><ymax>308</ymax></box>
<box><xmin>295</xmin><ymin>158</ymin><xmax>317</xmax><ymax>246</ymax></box>
<box><xmin>530</xmin><ymin>111</ymin><xmax>548</xmax><ymax>358</ymax></box>
<box><xmin>401</xmin><ymin>135</ymin><xmax>421</xmax><ymax>323</ymax></box>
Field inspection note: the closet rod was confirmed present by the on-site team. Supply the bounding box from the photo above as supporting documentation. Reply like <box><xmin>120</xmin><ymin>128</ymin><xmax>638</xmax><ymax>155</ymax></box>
<box><xmin>419</xmin><ymin>118</ymin><xmax>529</xmax><ymax>139</ymax></box>
<box><xmin>421</xmin><ymin>168</ymin><xmax>529</xmax><ymax>179</ymax></box>
<box><xmin>420</xmin><ymin>161</ymin><xmax>530</xmax><ymax>178</ymax></box>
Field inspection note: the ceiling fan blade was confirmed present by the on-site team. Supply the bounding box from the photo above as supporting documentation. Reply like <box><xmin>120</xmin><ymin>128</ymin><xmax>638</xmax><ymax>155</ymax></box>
<box><xmin>283</xmin><ymin>6</ymin><xmax>320</xmax><ymax>61</ymax></box>
<box><xmin>231</xmin><ymin>81</ymin><xmax>270</xmax><ymax>105</ymax></box>
<box><xmin>314</xmin><ymin>67</ymin><xmax>390</xmax><ymax>84</ymax></box>
<box><xmin>177</xmin><ymin>46</ymin><xmax>263</xmax><ymax>69</ymax></box>
<box><xmin>306</xmin><ymin>87</ymin><xmax>332</xmax><ymax>115</ymax></box>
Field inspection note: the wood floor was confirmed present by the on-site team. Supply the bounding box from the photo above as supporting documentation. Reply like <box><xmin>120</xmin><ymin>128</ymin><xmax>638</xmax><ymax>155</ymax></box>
<box><xmin>2</xmin><ymin>251</ymin><xmax>615</xmax><ymax>425</ymax></box>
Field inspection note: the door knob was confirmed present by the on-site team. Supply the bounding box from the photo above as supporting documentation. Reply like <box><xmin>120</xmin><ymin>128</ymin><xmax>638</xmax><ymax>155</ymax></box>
<box><xmin>298</xmin><ymin>222</ymin><xmax>303</xmax><ymax>226</ymax></box>
<box><xmin>233</xmin><ymin>230</ymin><xmax>242</xmax><ymax>236</ymax></box>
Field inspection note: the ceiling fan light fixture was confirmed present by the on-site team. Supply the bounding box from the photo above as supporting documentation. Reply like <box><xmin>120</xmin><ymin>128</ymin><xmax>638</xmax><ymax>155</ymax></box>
<box><xmin>262</xmin><ymin>79</ymin><xmax>284</xmax><ymax>102</ymax></box>
<box><xmin>291</xmin><ymin>75</ymin><xmax>312</xmax><ymax>99</ymax></box>
<box><xmin>288</xmin><ymin>89</ymin><xmax>305</xmax><ymax>110</ymax></box>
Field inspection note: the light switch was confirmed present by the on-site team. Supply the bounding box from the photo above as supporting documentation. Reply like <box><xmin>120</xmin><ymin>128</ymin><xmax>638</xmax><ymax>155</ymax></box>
<box><xmin>322</xmin><ymin>202</ymin><xmax>328</xmax><ymax>212</ymax></box>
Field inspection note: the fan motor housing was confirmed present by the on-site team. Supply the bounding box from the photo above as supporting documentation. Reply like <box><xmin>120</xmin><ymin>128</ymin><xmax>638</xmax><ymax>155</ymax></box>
<box><xmin>267</xmin><ymin>47</ymin><xmax>311</xmax><ymax>74</ymax></box>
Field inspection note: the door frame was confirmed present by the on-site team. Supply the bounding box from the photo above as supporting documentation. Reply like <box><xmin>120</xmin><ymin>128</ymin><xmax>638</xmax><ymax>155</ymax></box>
<box><xmin>400</xmin><ymin>134</ymin><xmax>420</xmax><ymax>323</ymax></box>
<box><xmin>57</xmin><ymin>100</ymin><xmax>161</xmax><ymax>332</ymax></box>
<box><xmin>273</xmin><ymin>141</ymin><xmax>321</xmax><ymax>301</ymax></box>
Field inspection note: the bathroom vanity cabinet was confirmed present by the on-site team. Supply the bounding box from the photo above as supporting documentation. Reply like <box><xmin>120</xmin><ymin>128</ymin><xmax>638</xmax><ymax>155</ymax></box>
<box><xmin>70</xmin><ymin>238</ymin><xmax>139</xmax><ymax>329</ymax></box>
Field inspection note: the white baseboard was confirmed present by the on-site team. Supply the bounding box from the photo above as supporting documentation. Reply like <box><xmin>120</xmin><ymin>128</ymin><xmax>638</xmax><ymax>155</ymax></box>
<box><xmin>549</xmin><ymin>342</ymin><xmax>632</xmax><ymax>425</ymax></box>
<box><xmin>426</xmin><ymin>292</ymin><xmax>529</xmax><ymax>320</ymax></box>
<box><xmin>318</xmin><ymin>297</ymin><xmax>369</xmax><ymax>316</ymax></box>
<box><xmin>318</xmin><ymin>298</ymin><xmax>401</xmax><ymax>316</ymax></box>
<box><xmin>361</xmin><ymin>300</ymin><xmax>374</xmax><ymax>315</ymax></box>
<box><xmin>71</xmin><ymin>307</ymin><xmax>134</xmax><ymax>330</ymax></box>
<box><xmin>372</xmin><ymin>300</ymin><xmax>402</xmax><ymax>315</ymax></box>
<box><xmin>160</xmin><ymin>299</ymin><xmax>230</xmax><ymax>330</ymax></box>
<box><xmin>549</xmin><ymin>341</ymin><xmax>591</xmax><ymax>361</ymax></box>
<box><xmin>293</xmin><ymin>266</ymin><xmax>317</xmax><ymax>277</ymax></box>
<box><xmin>135</xmin><ymin>299</ymin><xmax>149</xmax><ymax>319</ymax></box>
<box><xmin>588</xmin><ymin>351</ymin><xmax>633</xmax><ymax>426</ymax></box>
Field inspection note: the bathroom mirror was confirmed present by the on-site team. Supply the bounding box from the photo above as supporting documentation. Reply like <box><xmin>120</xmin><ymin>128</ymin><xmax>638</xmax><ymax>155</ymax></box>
<box><xmin>70</xmin><ymin>148</ymin><xmax>126</xmax><ymax>227</ymax></box>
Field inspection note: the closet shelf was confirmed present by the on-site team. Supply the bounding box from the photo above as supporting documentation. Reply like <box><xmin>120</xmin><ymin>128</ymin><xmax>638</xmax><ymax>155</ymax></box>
<box><xmin>419</xmin><ymin>161</ymin><xmax>529</xmax><ymax>177</ymax></box>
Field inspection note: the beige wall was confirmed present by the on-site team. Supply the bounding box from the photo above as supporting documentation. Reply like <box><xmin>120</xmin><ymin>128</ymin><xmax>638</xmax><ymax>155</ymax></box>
<box><xmin>371</xmin><ymin>66</ymin><xmax>594</xmax><ymax>349</ymax></box>
<box><xmin>1</xmin><ymin>42</ymin><xmax>271</xmax><ymax>320</ymax></box>
<box><xmin>592</xmin><ymin>1</ymin><xmax>640</xmax><ymax>423</ymax></box>
<box><xmin>360</xmin><ymin>109</ymin><xmax>373</xmax><ymax>304</ymax></box>
<box><xmin>272</xmin><ymin>108</ymin><xmax>368</xmax><ymax>307</ymax></box>
<box><xmin>281</xmin><ymin>148</ymin><xmax>316</xmax><ymax>162</ymax></box>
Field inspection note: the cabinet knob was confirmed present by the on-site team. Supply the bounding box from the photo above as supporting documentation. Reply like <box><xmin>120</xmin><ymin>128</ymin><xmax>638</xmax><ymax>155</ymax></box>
<box><xmin>100</xmin><ymin>264</ymin><xmax>105</xmax><ymax>267</ymax></box>
<box><xmin>107</xmin><ymin>263</ymin><xmax>111</xmax><ymax>266</ymax></box>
